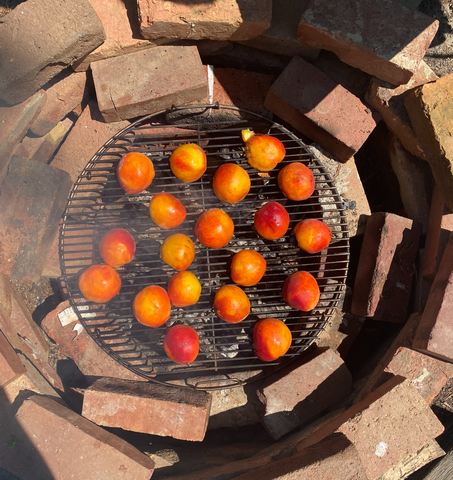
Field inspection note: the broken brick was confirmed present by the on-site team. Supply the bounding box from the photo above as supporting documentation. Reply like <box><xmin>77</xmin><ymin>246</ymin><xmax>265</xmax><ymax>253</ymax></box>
<box><xmin>82</xmin><ymin>377</ymin><xmax>212</xmax><ymax>441</ymax></box>
<box><xmin>297</xmin><ymin>0</ymin><xmax>439</xmax><ymax>85</ymax></box>
<box><xmin>264</xmin><ymin>56</ymin><xmax>380</xmax><ymax>162</ymax></box>
<box><xmin>0</xmin><ymin>330</ymin><xmax>26</xmax><ymax>387</ymax></box>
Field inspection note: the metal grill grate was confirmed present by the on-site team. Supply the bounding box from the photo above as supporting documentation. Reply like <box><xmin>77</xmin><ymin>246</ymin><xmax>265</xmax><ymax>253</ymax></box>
<box><xmin>59</xmin><ymin>105</ymin><xmax>350</xmax><ymax>390</ymax></box>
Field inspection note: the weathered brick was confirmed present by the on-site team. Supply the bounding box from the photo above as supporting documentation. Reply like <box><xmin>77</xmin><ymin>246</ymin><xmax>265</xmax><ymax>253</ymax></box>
<box><xmin>0</xmin><ymin>90</ymin><xmax>46</xmax><ymax>186</ymax></box>
<box><xmin>0</xmin><ymin>157</ymin><xmax>72</xmax><ymax>283</ymax></box>
<box><xmin>72</xmin><ymin>0</ymin><xmax>165</xmax><ymax>72</ymax></box>
<box><xmin>50</xmin><ymin>101</ymin><xmax>129</xmax><ymax>184</ymax></box>
<box><xmin>41</xmin><ymin>300</ymin><xmax>146</xmax><ymax>382</ymax></box>
<box><xmin>256</xmin><ymin>348</ymin><xmax>352</xmax><ymax>440</ymax></box>
<box><xmin>138</xmin><ymin>0</ymin><xmax>272</xmax><ymax>41</ymax></box>
<box><xmin>82</xmin><ymin>377</ymin><xmax>212</xmax><ymax>441</ymax></box>
<box><xmin>29</xmin><ymin>72</ymin><xmax>86</xmax><ymax>137</ymax></box>
<box><xmin>0</xmin><ymin>395</ymin><xmax>155</xmax><ymax>480</ymax></box>
<box><xmin>0</xmin><ymin>0</ymin><xmax>105</xmax><ymax>106</ymax></box>
<box><xmin>389</xmin><ymin>135</ymin><xmax>433</xmax><ymax>235</ymax></box>
<box><xmin>236</xmin><ymin>0</ymin><xmax>320</xmax><ymax>60</ymax></box>
<box><xmin>351</xmin><ymin>212</ymin><xmax>420</xmax><ymax>322</ymax></box>
<box><xmin>366</xmin><ymin>61</ymin><xmax>438</xmax><ymax>160</ymax></box>
<box><xmin>413</xmin><ymin>232</ymin><xmax>453</xmax><ymax>362</ymax></box>
<box><xmin>297</xmin><ymin>0</ymin><xmax>438</xmax><ymax>85</ymax></box>
<box><xmin>234</xmin><ymin>434</ymin><xmax>368</xmax><ymax>480</ymax></box>
<box><xmin>264</xmin><ymin>56</ymin><xmax>380</xmax><ymax>162</ymax></box>
<box><xmin>0</xmin><ymin>330</ymin><xmax>26</xmax><ymax>387</ymax></box>
<box><xmin>92</xmin><ymin>45</ymin><xmax>207</xmax><ymax>122</ymax></box>
<box><xmin>405</xmin><ymin>73</ymin><xmax>453</xmax><ymax>212</ymax></box>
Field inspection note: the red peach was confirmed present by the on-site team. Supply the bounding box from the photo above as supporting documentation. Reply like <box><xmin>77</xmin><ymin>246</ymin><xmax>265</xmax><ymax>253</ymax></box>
<box><xmin>163</xmin><ymin>324</ymin><xmax>199</xmax><ymax>364</ymax></box>
<box><xmin>278</xmin><ymin>162</ymin><xmax>315</xmax><ymax>201</ymax></box>
<box><xmin>294</xmin><ymin>219</ymin><xmax>332</xmax><ymax>254</ymax></box>
<box><xmin>195</xmin><ymin>209</ymin><xmax>234</xmax><ymax>248</ymax></box>
<box><xmin>149</xmin><ymin>193</ymin><xmax>186</xmax><ymax>229</ymax></box>
<box><xmin>99</xmin><ymin>228</ymin><xmax>135</xmax><ymax>268</ymax></box>
<box><xmin>254</xmin><ymin>201</ymin><xmax>290</xmax><ymax>240</ymax></box>
<box><xmin>282</xmin><ymin>271</ymin><xmax>320</xmax><ymax>312</ymax></box>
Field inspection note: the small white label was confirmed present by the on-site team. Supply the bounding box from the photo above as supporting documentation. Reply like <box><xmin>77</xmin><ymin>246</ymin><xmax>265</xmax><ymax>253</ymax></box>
<box><xmin>375</xmin><ymin>441</ymin><xmax>388</xmax><ymax>458</ymax></box>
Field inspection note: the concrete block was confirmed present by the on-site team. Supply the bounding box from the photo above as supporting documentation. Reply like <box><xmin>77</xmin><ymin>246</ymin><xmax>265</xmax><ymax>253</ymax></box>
<box><xmin>0</xmin><ymin>0</ymin><xmax>106</xmax><ymax>105</ymax></box>
<box><xmin>351</xmin><ymin>212</ymin><xmax>420</xmax><ymax>322</ymax></box>
<box><xmin>138</xmin><ymin>0</ymin><xmax>272</xmax><ymax>41</ymax></box>
<box><xmin>82</xmin><ymin>377</ymin><xmax>212</xmax><ymax>441</ymax></box>
<box><xmin>297</xmin><ymin>0</ymin><xmax>439</xmax><ymax>85</ymax></box>
<box><xmin>0</xmin><ymin>330</ymin><xmax>26</xmax><ymax>387</ymax></box>
<box><xmin>92</xmin><ymin>46</ymin><xmax>207</xmax><ymax>122</ymax></box>
<box><xmin>264</xmin><ymin>56</ymin><xmax>380</xmax><ymax>162</ymax></box>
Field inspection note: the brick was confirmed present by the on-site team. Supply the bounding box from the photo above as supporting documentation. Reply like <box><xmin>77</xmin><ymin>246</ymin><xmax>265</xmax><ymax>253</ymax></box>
<box><xmin>366</xmin><ymin>61</ymin><xmax>438</xmax><ymax>161</ymax></box>
<box><xmin>72</xmin><ymin>0</ymin><xmax>165</xmax><ymax>72</ymax></box>
<box><xmin>0</xmin><ymin>0</ymin><xmax>105</xmax><ymax>106</ymax></box>
<box><xmin>234</xmin><ymin>434</ymin><xmax>368</xmax><ymax>480</ymax></box>
<box><xmin>0</xmin><ymin>331</ymin><xmax>26</xmax><ymax>387</ymax></box>
<box><xmin>297</xmin><ymin>0</ymin><xmax>438</xmax><ymax>86</ymax></box>
<box><xmin>82</xmin><ymin>377</ymin><xmax>212</xmax><ymax>441</ymax></box>
<box><xmin>0</xmin><ymin>90</ymin><xmax>46</xmax><ymax>186</ymax></box>
<box><xmin>308</xmin><ymin>145</ymin><xmax>371</xmax><ymax>236</ymax></box>
<box><xmin>0</xmin><ymin>157</ymin><xmax>72</xmax><ymax>283</ymax></box>
<box><xmin>41</xmin><ymin>300</ymin><xmax>146</xmax><ymax>382</ymax></box>
<box><xmin>256</xmin><ymin>348</ymin><xmax>352</xmax><ymax>440</ymax></box>
<box><xmin>29</xmin><ymin>72</ymin><xmax>87</xmax><ymax>137</ymax></box>
<box><xmin>351</xmin><ymin>212</ymin><xmax>420</xmax><ymax>322</ymax></box>
<box><xmin>421</xmin><ymin>183</ymin><xmax>453</xmax><ymax>280</ymax></box>
<box><xmin>264</xmin><ymin>56</ymin><xmax>380</xmax><ymax>162</ymax></box>
<box><xmin>92</xmin><ymin>46</ymin><xmax>207</xmax><ymax>122</ymax></box>
<box><xmin>388</xmin><ymin>135</ymin><xmax>433</xmax><ymax>235</ymax></box>
<box><xmin>0</xmin><ymin>395</ymin><xmax>155</xmax><ymax>480</ymax></box>
<box><xmin>138</xmin><ymin>0</ymin><xmax>272</xmax><ymax>42</ymax></box>
<box><xmin>50</xmin><ymin>101</ymin><xmax>129</xmax><ymax>184</ymax></box>
<box><xmin>413</xmin><ymin>232</ymin><xmax>453</xmax><ymax>362</ymax></box>
<box><xmin>236</xmin><ymin>0</ymin><xmax>320</xmax><ymax>60</ymax></box>
<box><xmin>405</xmin><ymin>73</ymin><xmax>453</xmax><ymax>212</ymax></box>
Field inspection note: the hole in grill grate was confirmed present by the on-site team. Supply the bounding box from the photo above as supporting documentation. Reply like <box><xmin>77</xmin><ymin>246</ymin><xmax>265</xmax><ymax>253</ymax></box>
<box><xmin>59</xmin><ymin>105</ymin><xmax>350</xmax><ymax>390</ymax></box>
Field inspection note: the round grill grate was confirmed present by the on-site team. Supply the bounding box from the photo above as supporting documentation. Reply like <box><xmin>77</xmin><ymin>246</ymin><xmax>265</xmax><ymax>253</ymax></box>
<box><xmin>59</xmin><ymin>105</ymin><xmax>350</xmax><ymax>390</ymax></box>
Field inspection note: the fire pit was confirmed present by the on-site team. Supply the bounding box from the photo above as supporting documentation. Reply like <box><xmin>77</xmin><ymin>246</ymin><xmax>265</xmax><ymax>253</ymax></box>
<box><xmin>59</xmin><ymin>105</ymin><xmax>349</xmax><ymax>390</ymax></box>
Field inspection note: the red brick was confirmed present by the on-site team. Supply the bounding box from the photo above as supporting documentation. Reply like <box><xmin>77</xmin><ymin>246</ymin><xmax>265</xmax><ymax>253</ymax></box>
<box><xmin>366</xmin><ymin>61</ymin><xmax>438</xmax><ymax>161</ymax></box>
<box><xmin>138</xmin><ymin>0</ymin><xmax>272</xmax><ymax>42</ymax></box>
<box><xmin>0</xmin><ymin>90</ymin><xmax>46</xmax><ymax>186</ymax></box>
<box><xmin>0</xmin><ymin>395</ymin><xmax>155</xmax><ymax>480</ymax></box>
<box><xmin>264</xmin><ymin>56</ymin><xmax>380</xmax><ymax>162</ymax></box>
<box><xmin>256</xmin><ymin>348</ymin><xmax>352</xmax><ymax>440</ymax></box>
<box><xmin>0</xmin><ymin>156</ymin><xmax>72</xmax><ymax>283</ymax></box>
<box><xmin>50</xmin><ymin>101</ymin><xmax>129</xmax><ymax>184</ymax></box>
<box><xmin>0</xmin><ymin>330</ymin><xmax>26</xmax><ymax>387</ymax></box>
<box><xmin>389</xmin><ymin>135</ymin><xmax>433</xmax><ymax>235</ymax></box>
<box><xmin>92</xmin><ymin>46</ymin><xmax>207</xmax><ymax>122</ymax></box>
<box><xmin>405</xmin><ymin>73</ymin><xmax>453</xmax><ymax>212</ymax></box>
<box><xmin>351</xmin><ymin>213</ymin><xmax>420</xmax><ymax>322</ymax></box>
<box><xmin>413</xmin><ymin>232</ymin><xmax>453</xmax><ymax>362</ymax></box>
<box><xmin>72</xmin><ymin>0</ymin><xmax>164</xmax><ymax>72</ymax></box>
<box><xmin>41</xmin><ymin>300</ymin><xmax>146</xmax><ymax>382</ymax></box>
<box><xmin>82</xmin><ymin>377</ymin><xmax>212</xmax><ymax>441</ymax></box>
<box><xmin>297</xmin><ymin>0</ymin><xmax>438</xmax><ymax>86</ymax></box>
<box><xmin>0</xmin><ymin>0</ymin><xmax>105</xmax><ymax>106</ymax></box>
<box><xmin>29</xmin><ymin>72</ymin><xmax>86</xmax><ymax>137</ymax></box>
<box><xmin>236</xmin><ymin>0</ymin><xmax>320</xmax><ymax>60</ymax></box>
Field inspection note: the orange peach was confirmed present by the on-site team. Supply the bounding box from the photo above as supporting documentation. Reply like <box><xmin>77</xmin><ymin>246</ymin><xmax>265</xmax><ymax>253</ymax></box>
<box><xmin>213</xmin><ymin>163</ymin><xmax>251</xmax><ymax>204</ymax></box>
<box><xmin>169</xmin><ymin>143</ymin><xmax>207</xmax><ymax>183</ymax></box>
<box><xmin>163</xmin><ymin>324</ymin><xmax>199</xmax><ymax>364</ymax></box>
<box><xmin>253</xmin><ymin>318</ymin><xmax>292</xmax><ymax>362</ymax></box>
<box><xmin>132</xmin><ymin>285</ymin><xmax>171</xmax><ymax>328</ymax></box>
<box><xmin>99</xmin><ymin>228</ymin><xmax>135</xmax><ymax>268</ymax></box>
<box><xmin>294</xmin><ymin>219</ymin><xmax>332</xmax><ymax>254</ymax></box>
<box><xmin>195</xmin><ymin>208</ymin><xmax>234</xmax><ymax>248</ymax></box>
<box><xmin>278</xmin><ymin>162</ymin><xmax>315</xmax><ymax>201</ymax></box>
<box><xmin>242</xmin><ymin>129</ymin><xmax>285</xmax><ymax>172</ymax></box>
<box><xmin>282</xmin><ymin>271</ymin><xmax>320</xmax><ymax>312</ymax></box>
<box><xmin>117</xmin><ymin>152</ymin><xmax>155</xmax><ymax>194</ymax></box>
<box><xmin>213</xmin><ymin>284</ymin><xmax>250</xmax><ymax>324</ymax></box>
<box><xmin>149</xmin><ymin>193</ymin><xmax>186</xmax><ymax>229</ymax></box>
<box><xmin>78</xmin><ymin>264</ymin><xmax>121</xmax><ymax>303</ymax></box>
<box><xmin>160</xmin><ymin>233</ymin><xmax>195</xmax><ymax>271</ymax></box>
<box><xmin>231</xmin><ymin>250</ymin><xmax>266</xmax><ymax>287</ymax></box>
<box><xmin>254</xmin><ymin>201</ymin><xmax>290</xmax><ymax>240</ymax></box>
<box><xmin>168</xmin><ymin>271</ymin><xmax>202</xmax><ymax>308</ymax></box>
